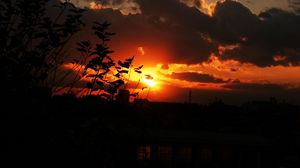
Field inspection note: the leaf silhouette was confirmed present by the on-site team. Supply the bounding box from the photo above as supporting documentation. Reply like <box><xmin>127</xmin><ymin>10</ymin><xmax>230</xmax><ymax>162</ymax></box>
<box><xmin>114</xmin><ymin>73</ymin><xmax>120</xmax><ymax>78</ymax></box>
<box><xmin>125</xmin><ymin>56</ymin><xmax>134</xmax><ymax>63</ymax></box>
<box><xmin>134</xmin><ymin>70</ymin><xmax>142</xmax><ymax>74</ymax></box>
<box><xmin>135</xmin><ymin>65</ymin><xmax>143</xmax><ymax>70</ymax></box>
<box><xmin>145</xmin><ymin>74</ymin><xmax>154</xmax><ymax>80</ymax></box>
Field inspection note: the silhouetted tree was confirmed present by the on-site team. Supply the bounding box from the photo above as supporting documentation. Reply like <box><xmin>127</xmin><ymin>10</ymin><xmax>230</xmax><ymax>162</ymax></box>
<box><xmin>0</xmin><ymin>0</ymin><xmax>85</xmax><ymax>99</ymax></box>
<box><xmin>75</xmin><ymin>21</ymin><xmax>144</xmax><ymax>100</ymax></box>
<box><xmin>1</xmin><ymin>0</ymin><xmax>144</xmax><ymax>101</ymax></box>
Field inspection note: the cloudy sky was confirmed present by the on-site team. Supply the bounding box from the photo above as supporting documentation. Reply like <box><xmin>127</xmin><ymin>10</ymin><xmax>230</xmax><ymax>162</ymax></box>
<box><xmin>56</xmin><ymin>0</ymin><xmax>300</xmax><ymax>104</ymax></box>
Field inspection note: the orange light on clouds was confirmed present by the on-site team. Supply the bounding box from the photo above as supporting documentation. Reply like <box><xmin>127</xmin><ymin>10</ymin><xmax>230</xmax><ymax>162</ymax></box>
<box><xmin>158</xmin><ymin>54</ymin><xmax>300</xmax><ymax>85</ymax></box>
<box><xmin>137</xmin><ymin>47</ymin><xmax>145</xmax><ymax>56</ymax></box>
<box><xmin>87</xmin><ymin>0</ymin><xmax>141</xmax><ymax>15</ymax></box>
<box><xmin>273</xmin><ymin>55</ymin><xmax>287</xmax><ymax>62</ymax></box>
<box><xmin>218</xmin><ymin>44</ymin><xmax>240</xmax><ymax>55</ymax></box>
<box><xmin>200</xmin><ymin>0</ymin><xmax>217</xmax><ymax>16</ymax></box>
<box><xmin>180</xmin><ymin>0</ymin><xmax>217</xmax><ymax>16</ymax></box>
<box><xmin>89</xmin><ymin>2</ymin><xmax>102</xmax><ymax>10</ymax></box>
<box><xmin>56</xmin><ymin>53</ymin><xmax>300</xmax><ymax>99</ymax></box>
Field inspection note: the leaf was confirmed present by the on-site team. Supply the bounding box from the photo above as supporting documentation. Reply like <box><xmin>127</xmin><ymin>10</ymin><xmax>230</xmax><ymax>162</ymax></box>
<box><xmin>101</xmin><ymin>21</ymin><xmax>111</xmax><ymax>28</ymax></box>
<box><xmin>125</xmin><ymin>56</ymin><xmax>134</xmax><ymax>63</ymax></box>
<box><xmin>77</xmin><ymin>42</ymin><xmax>85</xmax><ymax>48</ymax></box>
<box><xmin>114</xmin><ymin>73</ymin><xmax>120</xmax><ymax>78</ymax></box>
<box><xmin>89</xmin><ymin>51</ymin><xmax>99</xmax><ymax>56</ymax></box>
<box><xmin>135</xmin><ymin>65</ymin><xmax>143</xmax><ymax>70</ymax></box>
<box><xmin>81</xmin><ymin>40</ymin><xmax>90</xmax><ymax>47</ymax></box>
<box><xmin>105</xmin><ymin>56</ymin><xmax>113</xmax><ymax>61</ymax></box>
<box><xmin>95</xmin><ymin>31</ymin><xmax>105</xmax><ymax>40</ymax></box>
<box><xmin>134</xmin><ymin>70</ymin><xmax>142</xmax><ymax>74</ymax></box>
<box><xmin>145</xmin><ymin>74</ymin><xmax>154</xmax><ymax>80</ymax></box>
<box><xmin>98</xmin><ymin>70</ymin><xmax>109</xmax><ymax>79</ymax></box>
<box><xmin>118</xmin><ymin>60</ymin><xmax>130</xmax><ymax>68</ymax></box>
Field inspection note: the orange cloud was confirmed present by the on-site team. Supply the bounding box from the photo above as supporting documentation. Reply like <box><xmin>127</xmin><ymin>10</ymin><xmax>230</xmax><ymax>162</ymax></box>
<box><xmin>136</xmin><ymin>54</ymin><xmax>300</xmax><ymax>92</ymax></box>
<box><xmin>89</xmin><ymin>2</ymin><xmax>102</xmax><ymax>10</ymax></box>
<box><xmin>137</xmin><ymin>47</ymin><xmax>145</xmax><ymax>56</ymax></box>
<box><xmin>218</xmin><ymin>44</ymin><xmax>240</xmax><ymax>55</ymax></box>
<box><xmin>179</xmin><ymin>0</ymin><xmax>217</xmax><ymax>16</ymax></box>
<box><xmin>67</xmin><ymin>0</ymin><xmax>141</xmax><ymax>15</ymax></box>
<box><xmin>169</xmin><ymin>55</ymin><xmax>300</xmax><ymax>84</ymax></box>
<box><xmin>52</xmin><ymin>55</ymin><xmax>300</xmax><ymax>104</ymax></box>
<box><xmin>200</xmin><ymin>0</ymin><xmax>217</xmax><ymax>16</ymax></box>
<box><xmin>273</xmin><ymin>55</ymin><xmax>287</xmax><ymax>62</ymax></box>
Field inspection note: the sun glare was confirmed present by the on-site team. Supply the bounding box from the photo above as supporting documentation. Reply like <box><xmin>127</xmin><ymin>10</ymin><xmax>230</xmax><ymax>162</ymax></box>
<box><xmin>141</xmin><ymin>73</ymin><xmax>157</xmax><ymax>88</ymax></box>
<box><xmin>144</xmin><ymin>79</ymin><xmax>156</xmax><ymax>87</ymax></box>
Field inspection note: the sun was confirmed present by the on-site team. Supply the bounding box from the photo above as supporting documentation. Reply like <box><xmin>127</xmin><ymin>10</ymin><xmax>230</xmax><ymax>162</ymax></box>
<box><xmin>142</xmin><ymin>73</ymin><xmax>156</xmax><ymax>88</ymax></box>
<box><xmin>144</xmin><ymin>79</ymin><xmax>156</xmax><ymax>87</ymax></box>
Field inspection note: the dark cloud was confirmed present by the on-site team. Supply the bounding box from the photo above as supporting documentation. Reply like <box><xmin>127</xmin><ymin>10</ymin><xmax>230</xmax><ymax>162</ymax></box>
<box><xmin>167</xmin><ymin>72</ymin><xmax>227</xmax><ymax>83</ymax></box>
<box><xmin>128</xmin><ymin>0</ymin><xmax>215</xmax><ymax>63</ymax></box>
<box><xmin>57</xmin><ymin>0</ymin><xmax>300</xmax><ymax>66</ymax></box>
<box><xmin>214</xmin><ymin>2</ymin><xmax>300</xmax><ymax>66</ymax></box>
<box><xmin>211</xmin><ymin>0</ymin><xmax>259</xmax><ymax>44</ymax></box>
<box><xmin>65</xmin><ymin>0</ymin><xmax>216</xmax><ymax>64</ymax></box>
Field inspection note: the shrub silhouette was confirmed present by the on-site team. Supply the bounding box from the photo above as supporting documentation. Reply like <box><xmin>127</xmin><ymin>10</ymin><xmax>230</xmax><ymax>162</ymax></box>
<box><xmin>2</xmin><ymin>1</ymin><xmax>143</xmax><ymax>166</ymax></box>
<box><xmin>75</xmin><ymin>21</ymin><xmax>144</xmax><ymax>100</ymax></box>
<box><xmin>0</xmin><ymin>0</ymin><xmax>85</xmax><ymax>98</ymax></box>
<box><xmin>0</xmin><ymin>0</ymin><xmax>143</xmax><ymax>100</ymax></box>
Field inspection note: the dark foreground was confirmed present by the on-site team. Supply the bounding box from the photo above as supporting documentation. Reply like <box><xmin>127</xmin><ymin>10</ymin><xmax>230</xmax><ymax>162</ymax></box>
<box><xmin>6</xmin><ymin>95</ymin><xmax>300</xmax><ymax>168</ymax></box>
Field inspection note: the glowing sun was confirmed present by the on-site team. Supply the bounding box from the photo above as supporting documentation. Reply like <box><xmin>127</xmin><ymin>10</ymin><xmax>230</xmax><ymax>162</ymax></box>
<box><xmin>143</xmin><ymin>74</ymin><xmax>156</xmax><ymax>87</ymax></box>
<box><xmin>144</xmin><ymin>79</ymin><xmax>156</xmax><ymax>87</ymax></box>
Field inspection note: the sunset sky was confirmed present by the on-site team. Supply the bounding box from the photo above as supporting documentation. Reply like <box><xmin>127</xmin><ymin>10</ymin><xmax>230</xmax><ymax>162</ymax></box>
<box><xmin>54</xmin><ymin>0</ymin><xmax>300</xmax><ymax>104</ymax></box>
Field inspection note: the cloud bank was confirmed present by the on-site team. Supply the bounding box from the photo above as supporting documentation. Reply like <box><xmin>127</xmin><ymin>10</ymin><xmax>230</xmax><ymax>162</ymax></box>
<box><xmin>65</xmin><ymin>0</ymin><xmax>300</xmax><ymax>67</ymax></box>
